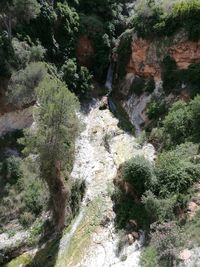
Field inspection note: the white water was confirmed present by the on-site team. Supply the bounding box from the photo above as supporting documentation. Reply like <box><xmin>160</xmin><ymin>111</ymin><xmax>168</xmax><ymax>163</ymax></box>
<box><xmin>105</xmin><ymin>64</ymin><xmax>113</xmax><ymax>93</ymax></box>
<box><xmin>55</xmin><ymin>98</ymin><xmax>155</xmax><ymax>267</ymax></box>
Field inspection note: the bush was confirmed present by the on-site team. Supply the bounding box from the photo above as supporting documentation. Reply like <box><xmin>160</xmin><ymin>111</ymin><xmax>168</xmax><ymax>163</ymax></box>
<box><xmin>61</xmin><ymin>58</ymin><xmax>78</xmax><ymax>92</ymax></box>
<box><xmin>0</xmin><ymin>156</ymin><xmax>22</xmax><ymax>185</ymax></box>
<box><xmin>150</xmin><ymin>222</ymin><xmax>184</xmax><ymax>266</ymax></box>
<box><xmin>12</xmin><ymin>38</ymin><xmax>46</xmax><ymax>68</ymax></box>
<box><xmin>122</xmin><ymin>156</ymin><xmax>156</xmax><ymax>197</ymax></box>
<box><xmin>19</xmin><ymin>211</ymin><xmax>35</xmax><ymax>227</ymax></box>
<box><xmin>23</xmin><ymin>181</ymin><xmax>44</xmax><ymax>215</ymax></box>
<box><xmin>155</xmin><ymin>150</ymin><xmax>200</xmax><ymax>197</ymax></box>
<box><xmin>130</xmin><ymin>0</ymin><xmax>200</xmax><ymax>40</ymax></box>
<box><xmin>112</xmin><ymin>187</ymin><xmax>150</xmax><ymax>229</ymax></box>
<box><xmin>147</xmin><ymin>98</ymin><xmax>167</xmax><ymax>120</ymax></box>
<box><xmin>163</xmin><ymin>100</ymin><xmax>192</xmax><ymax>145</ymax></box>
<box><xmin>140</xmin><ymin>245</ymin><xmax>158</xmax><ymax>267</ymax></box>
<box><xmin>142</xmin><ymin>191</ymin><xmax>176</xmax><ymax>222</ymax></box>
<box><xmin>70</xmin><ymin>180</ymin><xmax>86</xmax><ymax>217</ymax></box>
<box><xmin>190</xmin><ymin>95</ymin><xmax>200</xmax><ymax>140</ymax></box>
<box><xmin>8</xmin><ymin>62</ymin><xmax>47</xmax><ymax>107</ymax></box>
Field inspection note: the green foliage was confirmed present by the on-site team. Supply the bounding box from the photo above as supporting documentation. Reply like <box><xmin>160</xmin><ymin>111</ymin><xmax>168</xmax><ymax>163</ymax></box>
<box><xmin>112</xmin><ymin>187</ymin><xmax>150</xmax><ymax>229</ymax></box>
<box><xmin>12</xmin><ymin>0</ymin><xmax>40</xmax><ymax>23</ymax></box>
<box><xmin>162</xmin><ymin>100</ymin><xmax>192</xmax><ymax>145</ymax></box>
<box><xmin>0</xmin><ymin>156</ymin><xmax>22</xmax><ymax>185</ymax></box>
<box><xmin>61</xmin><ymin>59</ymin><xmax>93</xmax><ymax>97</ymax></box>
<box><xmin>142</xmin><ymin>191</ymin><xmax>176</xmax><ymax>222</ymax></box>
<box><xmin>150</xmin><ymin>222</ymin><xmax>184</xmax><ymax>266</ymax></box>
<box><xmin>55</xmin><ymin>1</ymin><xmax>79</xmax><ymax>55</ymax></box>
<box><xmin>130</xmin><ymin>0</ymin><xmax>200</xmax><ymax>40</ymax></box>
<box><xmin>0</xmin><ymin>33</ymin><xmax>15</xmax><ymax>76</ymax></box>
<box><xmin>147</xmin><ymin>97</ymin><xmax>167</xmax><ymax>120</ymax></box>
<box><xmin>189</xmin><ymin>95</ymin><xmax>200</xmax><ymax>140</ymax></box>
<box><xmin>8</xmin><ymin>62</ymin><xmax>47</xmax><ymax>107</ymax></box>
<box><xmin>12</xmin><ymin>38</ymin><xmax>45</xmax><ymax>68</ymax></box>
<box><xmin>122</xmin><ymin>156</ymin><xmax>156</xmax><ymax>197</ymax></box>
<box><xmin>78</xmin><ymin>66</ymin><xmax>94</xmax><ymax>97</ymax></box>
<box><xmin>31</xmin><ymin>78</ymin><xmax>79</xmax><ymax>170</ymax></box>
<box><xmin>140</xmin><ymin>246</ymin><xmax>158</xmax><ymax>267</ymax></box>
<box><xmin>155</xmin><ymin>149</ymin><xmax>200</xmax><ymax>197</ymax></box>
<box><xmin>19</xmin><ymin>211</ymin><xmax>35</xmax><ymax>227</ymax></box>
<box><xmin>0</xmin><ymin>156</ymin><xmax>48</xmax><ymax>228</ymax></box>
<box><xmin>61</xmin><ymin>58</ymin><xmax>78</xmax><ymax>92</ymax></box>
<box><xmin>70</xmin><ymin>180</ymin><xmax>86</xmax><ymax>217</ymax></box>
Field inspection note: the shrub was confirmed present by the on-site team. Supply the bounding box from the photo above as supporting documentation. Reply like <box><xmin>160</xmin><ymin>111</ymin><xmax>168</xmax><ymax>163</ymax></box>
<box><xmin>122</xmin><ymin>156</ymin><xmax>156</xmax><ymax>197</ymax></box>
<box><xmin>155</xmin><ymin>150</ymin><xmax>200</xmax><ymax>197</ymax></box>
<box><xmin>78</xmin><ymin>66</ymin><xmax>93</xmax><ymax>97</ymax></box>
<box><xmin>70</xmin><ymin>180</ymin><xmax>86</xmax><ymax>217</ymax></box>
<box><xmin>130</xmin><ymin>0</ymin><xmax>200</xmax><ymax>40</ymax></box>
<box><xmin>142</xmin><ymin>191</ymin><xmax>176</xmax><ymax>222</ymax></box>
<box><xmin>112</xmin><ymin>187</ymin><xmax>150</xmax><ymax>229</ymax></box>
<box><xmin>23</xmin><ymin>181</ymin><xmax>44</xmax><ymax>215</ymax></box>
<box><xmin>8</xmin><ymin>62</ymin><xmax>47</xmax><ymax>107</ymax></box>
<box><xmin>140</xmin><ymin>245</ymin><xmax>158</xmax><ymax>267</ymax></box>
<box><xmin>12</xmin><ymin>38</ymin><xmax>46</xmax><ymax>68</ymax></box>
<box><xmin>0</xmin><ymin>33</ymin><xmax>15</xmax><ymax>76</ymax></box>
<box><xmin>190</xmin><ymin>95</ymin><xmax>200</xmax><ymax>140</ymax></box>
<box><xmin>150</xmin><ymin>222</ymin><xmax>184</xmax><ymax>266</ymax></box>
<box><xmin>0</xmin><ymin>156</ymin><xmax>22</xmax><ymax>185</ymax></box>
<box><xmin>163</xmin><ymin>100</ymin><xmax>192</xmax><ymax>145</ymax></box>
<box><xmin>61</xmin><ymin>58</ymin><xmax>78</xmax><ymax>92</ymax></box>
<box><xmin>19</xmin><ymin>211</ymin><xmax>35</xmax><ymax>227</ymax></box>
<box><xmin>147</xmin><ymin>98</ymin><xmax>167</xmax><ymax>120</ymax></box>
<box><xmin>144</xmin><ymin>77</ymin><xmax>155</xmax><ymax>93</ymax></box>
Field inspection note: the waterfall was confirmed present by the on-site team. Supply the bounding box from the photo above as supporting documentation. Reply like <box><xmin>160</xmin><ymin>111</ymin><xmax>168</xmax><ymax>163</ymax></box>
<box><xmin>105</xmin><ymin>64</ymin><xmax>113</xmax><ymax>93</ymax></box>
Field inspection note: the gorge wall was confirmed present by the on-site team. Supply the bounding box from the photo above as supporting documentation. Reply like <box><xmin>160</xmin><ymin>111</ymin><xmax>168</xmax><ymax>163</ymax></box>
<box><xmin>114</xmin><ymin>31</ymin><xmax>200</xmax><ymax>131</ymax></box>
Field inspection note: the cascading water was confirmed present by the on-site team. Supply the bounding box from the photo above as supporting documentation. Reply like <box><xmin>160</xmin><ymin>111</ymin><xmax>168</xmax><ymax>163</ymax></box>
<box><xmin>105</xmin><ymin>64</ymin><xmax>113</xmax><ymax>93</ymax></box>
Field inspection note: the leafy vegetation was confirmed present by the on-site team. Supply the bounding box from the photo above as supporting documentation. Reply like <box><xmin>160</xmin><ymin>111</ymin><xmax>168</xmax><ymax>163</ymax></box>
<box><xmin>130</xmin><ymin>0</ymin><xmax>200</xmax><ymax>40</ymax></box>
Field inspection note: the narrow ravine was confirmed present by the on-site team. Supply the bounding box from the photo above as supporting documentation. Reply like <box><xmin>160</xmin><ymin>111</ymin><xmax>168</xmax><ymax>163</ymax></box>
<box><xmin>54</xmin><ymin>98</ymin><xmax>155</xmax><ymax>267</ymax></box>
<box><xmin>5</xmin><ymin>97</ymin><xmax>155</xmax><ymax>267</ymax></box>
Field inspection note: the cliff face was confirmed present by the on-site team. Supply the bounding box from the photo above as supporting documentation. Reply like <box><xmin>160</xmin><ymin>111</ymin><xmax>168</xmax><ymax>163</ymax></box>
<box><xmin>127</xmin><ymin>32</ymin><xmax>200</xmax><ymax>80</ymax></box>
<box><xmin>116</xmin><ymin>32</ymin><xmax>200</xmax><ymax>131</ymax></box>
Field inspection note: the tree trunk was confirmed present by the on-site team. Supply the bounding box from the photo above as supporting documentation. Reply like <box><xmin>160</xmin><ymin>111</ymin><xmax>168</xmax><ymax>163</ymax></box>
<box><xmin>46</xmin><ymin>161</ymin><xmax>68</xmax><ymax>232</ymax></box>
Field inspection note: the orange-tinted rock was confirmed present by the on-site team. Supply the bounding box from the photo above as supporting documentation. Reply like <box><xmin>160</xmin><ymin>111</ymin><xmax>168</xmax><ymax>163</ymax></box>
<box><xmin>169</xmin><ymin>40</ymin><xmax>200</xmax><ymax>69</ymax></box>
<box><xmin>127</xmin><ymin>38</ymin><xmax>161</xmax><ymax>80</ymax></box>
<box><xmin>126</xmin><ymin>35</ymin><xmax>200</xmax><ymax>81</ymax></box>
<box><xmin>77</xmin><ymin>35</ymin><xmax>94</xmax><ymax>67</ymax></box>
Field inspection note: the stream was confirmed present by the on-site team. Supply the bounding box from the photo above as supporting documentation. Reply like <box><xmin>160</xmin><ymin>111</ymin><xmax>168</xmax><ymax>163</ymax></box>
<box><xmin>53</xmin><ymin>97</ymin><xmax>155</xmax><ymax>267</ymax></box>
<box><xmin>5</xmin><ymin>68</ymin><xmax>155</xmax><ymax>266</ymax></box>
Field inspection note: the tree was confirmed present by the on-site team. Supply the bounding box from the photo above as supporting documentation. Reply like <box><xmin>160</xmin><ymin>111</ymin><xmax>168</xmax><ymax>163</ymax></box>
<box><xmin>24</xmin><ymin>77</ymin><xmax>79</xmax><ymax>231</ymax></box>
<box><xmin>122</xmin><ymin>156</ymin><xmax>156</xmax><ymax>197</ymax></box>
<box><xmin>163</xmin><ymin>100</ymin><xmax>192</xmax><ymax>145</ymax></box>
<box><xmin>0</xmin><ymin>0</ymin><xmax>40</xmax><ymax>40</ymax></box>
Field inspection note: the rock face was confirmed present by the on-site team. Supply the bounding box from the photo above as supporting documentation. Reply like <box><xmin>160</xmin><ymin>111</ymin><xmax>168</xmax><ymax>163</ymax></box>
<box><xmin>127</xmin><ymin>33</ymin><xmax>200</xmax><ymax>81</ymax></box>
<box><xmin>115</xmin><ymin>32</ymin><xmax>200</xmax><ymax>132</ymax></box>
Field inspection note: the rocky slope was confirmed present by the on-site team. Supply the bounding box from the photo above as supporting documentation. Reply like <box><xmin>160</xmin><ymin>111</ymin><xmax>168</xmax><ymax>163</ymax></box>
<box><xmin>6</xmin><ymin>98</ymin><xmax>155</xmax><ymax>267</ymax></box>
